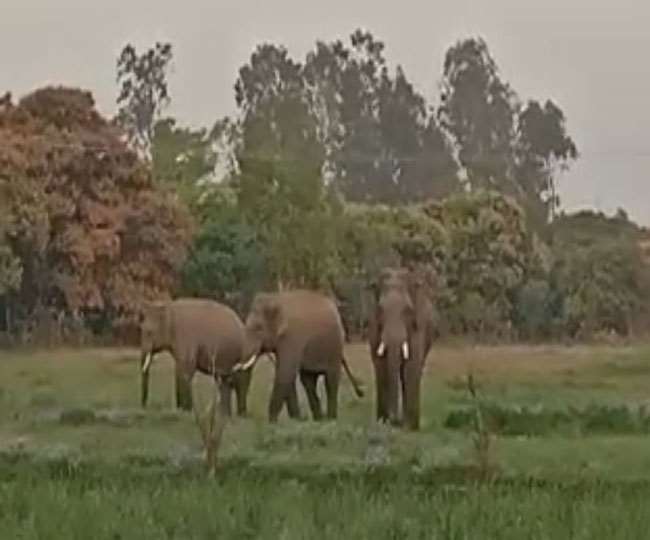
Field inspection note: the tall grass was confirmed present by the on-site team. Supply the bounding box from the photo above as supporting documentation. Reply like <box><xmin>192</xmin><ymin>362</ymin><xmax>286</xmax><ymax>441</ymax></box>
<box><xmin>4</xmin><ymin>345</ymin><xmax>650</xmax><ymax>537</ymax></box>
<box><xmin>445</xmin><ymin>402</ymin><xmax>650</xmax><ymax>437</ymax></box>
<box><xmin>0</xmin><ymin>455</ymin><xmax>648</xmax><ymax>539</ymax></box>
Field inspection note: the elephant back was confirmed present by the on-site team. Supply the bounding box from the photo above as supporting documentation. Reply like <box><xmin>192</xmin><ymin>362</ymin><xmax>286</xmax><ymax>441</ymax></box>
<box><xmin>169</xmin><ymin>298</ymin><xmax>246</xmax><ymax>364</ymax></box>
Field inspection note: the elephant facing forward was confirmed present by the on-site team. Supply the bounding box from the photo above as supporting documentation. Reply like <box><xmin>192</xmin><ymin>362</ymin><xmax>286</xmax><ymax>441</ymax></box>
<box><xmin>140</xmin><ymin>298</ymin><xmax>256</xmax><ymax>415</ymax></box>
<box><xmin>244</xmin><ymin>290</ymin><xmax>364</xmax><ymax>423</ymax></box>
<box><xmin>369</xmin><ymin>268</ymin><xmax>435</xmax><ymax>430</ymax></box>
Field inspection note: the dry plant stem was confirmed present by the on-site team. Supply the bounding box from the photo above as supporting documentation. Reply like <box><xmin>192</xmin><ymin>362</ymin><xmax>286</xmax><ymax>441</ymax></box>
<box><xmin>192</xmin><ymin>356</ymin><xmax>227</xmax><ymax>476</ymax></box>
<box><xmin>467</xmin><ymin>371</ymin><xmax>492</xmax><ymax>477</ymax></box>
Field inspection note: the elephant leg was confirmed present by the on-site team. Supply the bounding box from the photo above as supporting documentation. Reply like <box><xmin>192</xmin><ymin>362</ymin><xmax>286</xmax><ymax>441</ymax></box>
<box><xmin>403</xmin><ymin>360</ymin><xmax>423</xmax><ymax>431</ymax></box>
<box><xmin>235</xmin><ymin>370</ymin><xmax>252</xmax><ymax>417</ymax></box>
<box><xmin>324</xmin><ymin>368</ymin><xmax>340</xmax><ymax>420</ymax></box>
<box><xmin>217</xmin><ymin>376</ymin><xmax>233</xmax><ymax>417</ymax></box>
<box><xmin>285</xmin><ymin>379</ymin><xmax>302</xmax><ymax>420</ymax></box>
<box><xmin>300</xmin><ymin>370</ymin><xmax>323</xmax><ymax>421</ymax></box>
<box><xmin>372</xmin><ymin>358</ymin><xmax>388</xmax><ymax>423</ymax></box>
<box><xmin>268</xmin><ymin>381</ymin><xmax>285</xmax><ymax>423</ymax></box>
<box><xmin>269</xmin><ymin>349</ymin><xmax>301</xmax><ymax>423</ymax></box>
<box><xmin>175</xmin><ymin>362</ymin><xmax>194</xmax><ymax>411</ymax></box>
<box><xmin>269</xmin><ymin>378</ymin><xmax>300</xmax><ymax>422</ymax></box>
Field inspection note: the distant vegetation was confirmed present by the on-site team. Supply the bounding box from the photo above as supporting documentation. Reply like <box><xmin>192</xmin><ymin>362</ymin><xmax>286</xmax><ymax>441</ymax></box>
<box><xmin>0</xmin><ymin>30</ymin><xmax>647</xmax><ymax>346</ymax></box>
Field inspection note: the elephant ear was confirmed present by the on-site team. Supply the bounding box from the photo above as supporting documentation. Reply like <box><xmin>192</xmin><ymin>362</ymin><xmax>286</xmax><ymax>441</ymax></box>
<box><xmin>261</xmin><ymin>296</ymin><xmax>288</xmax><ymax>339</ymax></box>
<box><xmin>142</xmin><ymin>301</ymin><xmax>170</xmax><ymax>336</ymax></box>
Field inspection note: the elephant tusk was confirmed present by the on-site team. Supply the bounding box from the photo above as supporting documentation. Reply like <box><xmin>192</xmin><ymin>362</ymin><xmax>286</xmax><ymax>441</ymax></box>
<box><xmin>402</xmin><ymin>342</ymin><xmax>410</xmax><ymax>360</ymax></box>
<box><xmin>376</xmin><ymin>342</ymin><xmax>386</xmax><ymax>357</ymax></box>
<box><xmin>142</xmin><ymin>352</ymin><xmax>152</xmax><ymax>373</ymax></box>
<box><xmin>233</xmin><ymin>354</ymin><xmax>258</xmax><ymax>372</ymax></box>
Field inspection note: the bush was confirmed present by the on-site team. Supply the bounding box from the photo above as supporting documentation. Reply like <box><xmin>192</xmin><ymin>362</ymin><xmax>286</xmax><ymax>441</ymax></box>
<box><xmin>444</xmin><ymin>402</ymin><xmax>650</xmax><ymax>437</ymax></box>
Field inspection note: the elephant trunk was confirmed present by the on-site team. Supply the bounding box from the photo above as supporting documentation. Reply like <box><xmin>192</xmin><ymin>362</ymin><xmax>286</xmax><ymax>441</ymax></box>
<box><xmin>377</xmin><ymin>327</ymin><xmax>409</xmax><ymax>426</ymax></box>
<box><xmin>385</xmin><ymin>344</ymin><xmax>402</xmax><ymax>426</ymax></box>
<box><xmin>140</xmin><ymin>351</ymin><xmax>152</xmax><ymax>408</ymax></box>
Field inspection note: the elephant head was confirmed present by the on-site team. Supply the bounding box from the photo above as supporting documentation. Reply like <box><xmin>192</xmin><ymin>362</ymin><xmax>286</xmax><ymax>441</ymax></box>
<box><xmin>243</xmin><ymin>293</ymin><xmax>287</xmax><ymax>357</ymax></box>
<box><xmin>218</xmin><ymin>293</ymin><xmax>281</xmax><ymax>378</ymax></box>
<box><xmin>139</xmin><ymin>301</ymin><xmax>172</xmax><ymax>408</ymax></box>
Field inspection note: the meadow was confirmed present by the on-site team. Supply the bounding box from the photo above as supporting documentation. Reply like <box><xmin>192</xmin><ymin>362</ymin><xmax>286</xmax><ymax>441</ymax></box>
<box><xmin>2</xmin><ymin>342</ymin><xmax>650</xmax><ymax>538</ymax></box>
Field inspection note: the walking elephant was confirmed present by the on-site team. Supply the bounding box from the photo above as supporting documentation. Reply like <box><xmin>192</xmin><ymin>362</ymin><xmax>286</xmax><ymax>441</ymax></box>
<box><xmin>139</xmin><ymin>298</ymin><xmax>257</xmax><ymax>415</ymax></box>
<box><xmin>243</xmin><ymin>290</ymin><xmax>364</xmax><ymax>423</ymax></box>
<box><xmin>368</xmin><ymin>268</ymin><xmax>435</xmax><ymax>430</ymax></box>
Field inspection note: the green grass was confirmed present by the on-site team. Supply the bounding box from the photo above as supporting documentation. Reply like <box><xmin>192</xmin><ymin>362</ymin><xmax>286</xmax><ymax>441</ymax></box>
<box><xmin>2</xmin><ymin>343</ymin><xmax>650</xmax><ymax>537</ymax></box>
<box><xmin>1</xmin><ymin>455</ymin><xmax>650</xmax><ymax>539</ymax></box>
<box><xmin>445</xmin><ymin>402</ymin><xmax>650</xmax><ymax>437</ymax></box>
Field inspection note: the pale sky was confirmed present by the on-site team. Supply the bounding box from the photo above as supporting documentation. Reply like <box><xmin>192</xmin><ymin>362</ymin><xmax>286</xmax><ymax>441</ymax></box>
<box><xmin>2</xmin><ymin>0</ymin><xmax>649</xmax><ymax>225</ymax></box>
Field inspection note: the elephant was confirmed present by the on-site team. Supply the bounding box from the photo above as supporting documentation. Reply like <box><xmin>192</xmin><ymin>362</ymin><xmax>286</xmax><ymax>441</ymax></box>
<box><xmin>243</xmin><ymin>289</ymin><xmax>364</xmax><ymax>423</ymax></box>
<box><xmin>216</xmin><ymin>368</ymin><xmax>253</xmax><ymax>417</ymax></box>
<box><xmin>140</xmin><ymin>298</ymin><xmax>257</xmax><ymax>415</ymax></box>
<box><xmin>368</xmin><ymin>268</ymin><xmax>435</xmax><ymax>430</ymax></box>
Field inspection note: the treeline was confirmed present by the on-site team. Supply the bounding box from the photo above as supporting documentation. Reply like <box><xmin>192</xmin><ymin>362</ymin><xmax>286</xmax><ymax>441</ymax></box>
<box><xmin>0</xmin><ymin>31</ymin><xmax>648</xmax><ymax>345</ymax></box>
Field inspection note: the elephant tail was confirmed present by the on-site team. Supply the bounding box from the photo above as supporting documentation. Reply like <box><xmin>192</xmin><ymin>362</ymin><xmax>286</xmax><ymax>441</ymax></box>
<box><xmin>341</xmin><ymin>356</ymin><xmax>365</xmax><ymax>398</ymax></box>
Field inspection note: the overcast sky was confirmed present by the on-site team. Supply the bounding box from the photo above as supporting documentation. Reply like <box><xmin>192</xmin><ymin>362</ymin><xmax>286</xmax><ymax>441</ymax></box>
<box><xmin>2</xmin><ymin>0</ymin><xmax>649</xmax><ymax>225</ymax></box>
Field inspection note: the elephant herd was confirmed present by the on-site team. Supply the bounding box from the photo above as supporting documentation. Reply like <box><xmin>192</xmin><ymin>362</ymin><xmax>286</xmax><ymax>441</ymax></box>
<box><xmin>140</xmin><ymin>267</ymin><xmax>435</xmax><ymax>430</ymax></box>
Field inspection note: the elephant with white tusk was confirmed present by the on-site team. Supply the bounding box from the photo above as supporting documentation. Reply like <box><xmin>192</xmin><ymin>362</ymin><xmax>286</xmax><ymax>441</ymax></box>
<box><xmin>243</xmin><ymin>289</ymin><xmax>364</xmax><ymax>423</ymax></box>
<box><xmin>368</xmin><ymin>268</ymin><xmax>435</xmax><ymax>431</ymax></box>
<box><xmin>139</xmin><ymin>298</ymin><xmax>258</xmax><ymax>416</ymax></box>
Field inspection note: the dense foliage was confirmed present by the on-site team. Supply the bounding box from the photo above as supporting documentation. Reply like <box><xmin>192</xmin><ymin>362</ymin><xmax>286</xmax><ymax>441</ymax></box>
<box><xmin>0</xmin><ymin>87</ymin><xmax>192</xmax><ymax>339</ymax></box>
<box><xmin>1</xmin><ymin>30</ymin><xmax>646</xmax><ymax>344</ymax></box>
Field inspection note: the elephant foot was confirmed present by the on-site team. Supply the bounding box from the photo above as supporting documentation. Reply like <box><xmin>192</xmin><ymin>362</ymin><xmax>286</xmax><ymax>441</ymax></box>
<box><xmin>405</xmin><ymin>419</ymin><xmax>420</xmax><ymax>431</ymax></box>
<box><xmin>176</xmin><ymin>401</ymin><xmax>193</xmax><ymax>412</ymax></box>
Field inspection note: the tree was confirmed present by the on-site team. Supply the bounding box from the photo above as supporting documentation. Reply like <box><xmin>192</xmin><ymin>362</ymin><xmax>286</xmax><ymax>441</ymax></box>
<box><xmin>0</xmin><ymin>191</ymin><xmax>22</xmax><ymax>296</ymax></box>
<box><xmin>424</xmin><ymin>191</ymin><xmax>542</xmax><ymax>337</ymax></box>
<box><xmin>151</xmin><ymin>117</ymin><xmax>217</xmax><ymax>203</ymax></box>
<box><xmin>116</xmin><ymin>42</ymin><xmax>173</xmax><ymax>160</ymax></box>
<box><xmin>0</xmin><ymin>87</ymin><xmax>192</xmax><ymax>332</ymax></box>
<box><xmin>233</xmin><ymin>44</ymin><xmax>341</xmax><ymax>289</ymax></box>
<box><xmin>548</xmin><ymin>211</ymin><xmax>650</xmax><ymax>338</ymax></box>
<box><xmin>438</xmin><ymin>38</ymin><xmax>517</xmax><ymax>193</ymax></box>
<box><xmin>438</xmin><ymin>37</ymin><xmax>578</xmax><ymax>232</ymax></box>
<box><xmin>304</xmin><ymin>29</ymin><xmax>457</xmax><ymax>204</ymax></box>
<box><xmin>181</xmin><ymin>186</ymin><xmax>266</xmax><ymax>314</ymax></box>
<box><xmin>376</xmin><ymin>66</ymin><xmax>458</xmax><ymax>202</ymax></box>
<box><xmin>515</xmin><ymin>100</ymin><xmax>578</xmax><ymax>227</ymax></box>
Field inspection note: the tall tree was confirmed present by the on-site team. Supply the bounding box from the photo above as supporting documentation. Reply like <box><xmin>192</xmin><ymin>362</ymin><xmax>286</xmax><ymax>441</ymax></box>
<box><xmin>116</xmin><ymin>42</ymin><xmax>173</xmax><ymax>160</ymax></box>
<box><xmin>438</xmin><ymin>37</ymin><xmax>578</xmax><ymax>229</ymax></box>
<box><xmin>0</xmin><ymin>87</ymin><xmax>192</xmax><ymax>328</ymax></box>
<box><xmin>234</xmin><ymin>44</ymin><xmax>340</xmax><ymax>289</ymax></box>
<box><xmin>151</xmin><ymin>117</ymin><xmax>217</xmax><ymax>203</ymax></box>
<box><xmin>304</xmin><ymin>29</ymin><xmax>457</xmax><ymax>204</ymax></box>
<box><xmin>376</xmin><ymin>66</ymin><xmax>457</xmax><ymax>202</ymax></box>
<box><xmin>438</xmin><ymin>37</ymin><xmax>517</xmax><ymax>193</ymax></box>
<box><xmin>515</xmin><ymin>99</ymin><xmax>578</xmax><ymax>227</ymax></box>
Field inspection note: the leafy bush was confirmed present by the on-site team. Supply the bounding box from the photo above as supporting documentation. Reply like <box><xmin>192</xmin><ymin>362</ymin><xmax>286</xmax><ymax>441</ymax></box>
<box><xmin>444</xmin><ymin>402</ymin><xmax>650</xmax><ymax>437</ymax></box>
<box><xmin>180</xmin><ymin>187</ymin><xmax>266</xmax><ymax>314</ymax></box>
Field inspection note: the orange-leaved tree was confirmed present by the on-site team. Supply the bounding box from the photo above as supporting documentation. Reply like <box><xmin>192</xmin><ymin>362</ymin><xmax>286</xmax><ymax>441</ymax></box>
<box><xmin>0</xmin><ymin>87</ymin><xmax>192</xmax><ymax>336</ymax></box>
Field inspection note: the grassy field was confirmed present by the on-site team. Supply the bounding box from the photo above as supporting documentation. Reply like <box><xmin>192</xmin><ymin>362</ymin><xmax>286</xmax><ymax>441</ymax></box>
<box><xmin>2</xmin><ymin>342</ymin><xmax>650</xmax><ymax>538</ymax></box>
